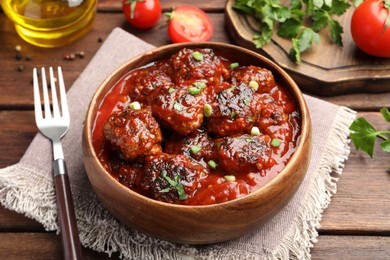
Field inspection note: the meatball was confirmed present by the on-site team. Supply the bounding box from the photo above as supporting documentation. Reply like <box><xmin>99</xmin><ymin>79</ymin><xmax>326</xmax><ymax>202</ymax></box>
<box><xmin>103</xmin><ymin>108</ymin><xmax>162</xmax><ymax>161</ymax></box>
<box><xmin>169</xmin><ymin>48</ymin><xmax>228</xmax><ymax>85</ymax></box>
<box><xmin>150</xmin><ymin>83</ymin><xmax>206</xmax><ymax>135</ymax></box>
<box><xmin>141</xmin><ymin>153</ymin><xmax>208</xmax><ymax>203</ymax></box>
<box><xmin>230</xmin><ymin>65</ymin><xmax>276</xmax><ymax>93</ymax></box>
<box><xmin>206</xmin><ymin>83</ymin><xmax>261</xmax><ymax>136</ymax></box>
<box><xmin>116</xmin><ymin>164</ymin><xmax>143</xmax><ymax>189</ymax></box>
<box><xmin>125</xmin><ymin>61</ymin><xmax>174</xmax><ymax>104</ymax></box>
<box><xmin>214</xmin><ymin>134</ymin><xmax>275</xmax><ymax>175</ymax></box>
<box><xmin>164</xmin><ymin>128</ymin><xmax>215</xmax><ymax>162</ymax></box>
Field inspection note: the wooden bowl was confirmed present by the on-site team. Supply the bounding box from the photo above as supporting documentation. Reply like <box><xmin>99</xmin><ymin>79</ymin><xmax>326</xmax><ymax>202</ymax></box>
<box><xmin>82</xmin><ymin>42</ymin><xmax>312</xmax><ymax>245</ymax></box>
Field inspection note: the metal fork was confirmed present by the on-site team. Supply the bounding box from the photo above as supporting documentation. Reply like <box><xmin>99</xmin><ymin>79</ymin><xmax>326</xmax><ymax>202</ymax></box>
<box><xmin>33</xmin><ymin>67</ymin><xmax>82</xmax><ymax>260</ymax></box>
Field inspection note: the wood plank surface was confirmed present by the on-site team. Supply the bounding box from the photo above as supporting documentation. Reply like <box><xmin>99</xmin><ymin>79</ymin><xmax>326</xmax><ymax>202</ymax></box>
<box><xmin>1</xmin><ymin>232</ymin><xmax>389</xmax><ymax>259</ymax></box>
<box><xmin>1</xmin><ymin>0</ymin><xmax>390</xmax><ymax>258</ymax></box>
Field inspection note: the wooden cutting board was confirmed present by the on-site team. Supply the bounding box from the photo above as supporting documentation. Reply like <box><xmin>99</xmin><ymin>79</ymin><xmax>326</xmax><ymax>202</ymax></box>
<box><xmin>225</xmin><ymin>0</ymin><xmax>390</xmax><ymax>96</ymax></box>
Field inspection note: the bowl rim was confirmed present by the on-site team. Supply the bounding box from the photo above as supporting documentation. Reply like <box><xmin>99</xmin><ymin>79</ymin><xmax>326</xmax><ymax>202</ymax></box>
<box><xmin>84</xmin><ymin>41</ymin><xmax>311</xmax><ymax>209</ymax></box>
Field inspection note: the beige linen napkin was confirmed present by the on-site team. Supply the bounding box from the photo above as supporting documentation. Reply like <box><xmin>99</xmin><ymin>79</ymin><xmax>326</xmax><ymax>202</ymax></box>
<box><xmin>0</xmin><ymin>28</ymin><xmax>356</xmax><ymax>259</ymax></box>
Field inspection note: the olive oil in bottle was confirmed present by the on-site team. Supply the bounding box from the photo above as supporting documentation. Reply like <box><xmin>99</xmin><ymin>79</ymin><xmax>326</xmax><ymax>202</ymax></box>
<box><xmin>1</xmin><ymin>0</ymin><xmax>97</xmax><ymax>47</ymax></box>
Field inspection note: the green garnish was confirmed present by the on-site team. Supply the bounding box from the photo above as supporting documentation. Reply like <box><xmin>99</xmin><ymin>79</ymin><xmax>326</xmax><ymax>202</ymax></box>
<box><xmin>233</xmin><ymin>0</ymin><xmax>350</xmax><ymax>63</ymax></box>
<box><xmin>230</xmin><ymin>62</ymin><xmax>239</xmax><ymax>69</ymax></box>
<box><xmin>224</xmin><ymin>175</ymin><xmax>236</xmax><ymax>182</ymax></box>
<box><xmin>243</xmin><ymin>97</ymin><xmax>251</xmax><ymax>106</ymax></box>
<box><xmin>203</xmin><ymin>104</ymin><xmax>213</xmax><ymax>117</ymax></box>
<box><xmin>190</xmin><ymin>145</ymin><xmax>202</xmax><ymax>154</ymax></box>
<box><xmin>230</xmin><ymin>111</ymin><xmax>236</xmax><ymax>118</ymax></box>
<box><xmin>188</xmin><ymin>87</ymin><xmax>201</xmax><ymax>95</ymax></box>
<box><xmin>251</xmin><ymin>126</ymin><xmax>261</xmax><ymax>136</ymax></box>
<box><xmin>192</xmin><ymin>51</ymin><xmax>204</xmax><ymax>61</ymax></box>
<box><xmin>194</xmin><ymin>81</ymin><xmax>207</xmax><ymax>89</ymax></box>
<box><xmin>129</xmin><ymin>101</ymin><xmax>141</xmax><ymax>110</ymax></box>
<box><xmin>349</xmin><ymin>108</ymin><xmax>390</xmax><ymax>158</ymax></box>
<box><xmin>168</xmin><ymin>87</ymin><xmax>175</xmax><ymax>93</ymax></box>
<box><xmin>208</xmin><ymin>160</ymin><xmax>218</xmax><ymax>169</ymax></box>
<box><xmin>160</xmin><ymin>171</ymin><xmax>188</xmax><ymax>200</ymax></box>
<box><xmin>173</xmin><ymin>100</ymin><xmax>182</xmax><ymax>111</ymax></box>
<box><xmin>271</xmin><ymin>138</ymin><xmax>282</xmax><ymax>147</ymax></box>
<box><xmin>249</xmin><ymin>80</ymin><xmax>259</xmax><ymax>91</ymax></box>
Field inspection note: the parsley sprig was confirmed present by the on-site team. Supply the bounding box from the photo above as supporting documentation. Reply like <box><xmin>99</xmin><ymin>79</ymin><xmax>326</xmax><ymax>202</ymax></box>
<box><xmin>233</xmin><ymin>0</ymin><xmax>350</xmax><ymax>63</ymax></box>
<box><xmin>349</xmin><ymin>108</ymin><xmax>390</xmax><ymax>158</ymax></box>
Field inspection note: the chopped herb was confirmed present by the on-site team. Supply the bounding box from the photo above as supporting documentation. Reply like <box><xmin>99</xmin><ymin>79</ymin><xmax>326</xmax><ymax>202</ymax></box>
<box><xmin>230</xmin><ymin>62</ymin><xmax>239</xmax><ymax>69</ymax></box>
<box><xmin>230</xmin><ymin>111</ymin><xmax>236</xmax><ymax>118</ymax></box>
<box><xmin>249</xmin><ymin>80</ymin><xmax>259</xmax><ymax>91</ymax></box>
<box><xmin>188</xmin><ymin>87</ymin><xmax>201</xmax><ymax>95</ymax></box>
<box><xmin>243</xmin><ymin>97</ymin><xmax>251</xmax><ymax>105</ymax></box>
<box><xmin>194</xmin><ymin>81</ymin><xmax>207</xmax><ymax>89</ymax></box>
<box><xmin>216</xmin><ymin>141</ymin><xmax>222</xmax><ymax>148</ymax></box>
<box><xmin>168</xmin><ymin>87</ymin><xmax>175</xmax><ymax>93</ymax></box>
<box><xmin>190</xmin><ymin>145</ymin><xmax>202</xmax><ymax>154</ymax></box>
<box><xmin>203</xmin><ymin>104</ymin><xmax>213</xmax><ymax>117</ymax></box>
<box><xmin>159</xmin><ymin>187</ymin><xmax>171</xmax><ymax>193</ymax></box>
<box><xmin>151</xmin><ymin>82</ymin><xmax>157</xmax><ymax>89</ymax></box>
<box><xmin>228</xmin><ymin>85</ymin><xmax>236</xmax><ymax>92</ymax></box>
<box><xmin>224</xmin><ymin>175</ymin><xmax>236</xmax><ymax>181</ymax></box>
<box><xmin>208</xmin><ymin>160</ymin><xmax>218</xmax><ymax>169</ymax></box>
<box><xmin>129</xmin><ymin>101</ymin><xmax>141</xmax><ymax>110</ymax></box>
<box><xmin>174</xmin><ymin>100</ymin><xmax>182</xmax><ymax>111</ymax></box>
<box><xmin>176</xmin><ymin>184</ymin><xmax>188</xmax><ymax>200</ymax></box>
<box><xmin>192</xmin><ymin>51</ymin><xmax>204</xmax><ymax>61</ymax></box>
<box><xmin>251</xmin><ymin>126</ymin><xmax>261</xmax><ymax>136</ymax></box>
<box><xmin>271</xmin><ymin>138</ymin><xmax>282</xmax><ymax>147</ymax></box>
<box><xmin>160</xmin><ymin>171</ymin><xmax>188</xmax><ymax>200</ymax></box>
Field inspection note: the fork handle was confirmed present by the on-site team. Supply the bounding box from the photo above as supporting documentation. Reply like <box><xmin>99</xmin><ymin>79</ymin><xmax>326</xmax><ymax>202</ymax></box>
<box><xmin>54</xmin><ymin>159</ymin><xmax>82</xmax><ymax>260</ymax></box>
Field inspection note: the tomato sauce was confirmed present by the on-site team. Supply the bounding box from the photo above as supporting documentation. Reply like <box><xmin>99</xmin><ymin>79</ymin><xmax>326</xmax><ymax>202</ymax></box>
<box><xmin>92</xmin><ymin>48</ymin><xmax>301</xmax><ymax>205</ymax></box>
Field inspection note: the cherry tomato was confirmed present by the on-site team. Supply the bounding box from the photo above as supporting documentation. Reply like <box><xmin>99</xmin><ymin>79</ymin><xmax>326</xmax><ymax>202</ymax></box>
<box><xmin>167</xmin><ymin>5</ymin><xmax>213</xmax><ymax>43</ymax></box>
<box><xmin>122</xmin><ymin>0</ymin><xmax>162</xmax><ymax>29</ymax></box>
<box><xmin>350</xmin><ymin>0</ymin><xmax>390</xmax><ymax>57</ymax></box>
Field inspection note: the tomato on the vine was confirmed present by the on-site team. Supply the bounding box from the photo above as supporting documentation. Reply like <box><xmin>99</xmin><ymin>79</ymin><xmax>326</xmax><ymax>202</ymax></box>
<box><xmin>122</xmin><ymin>0</ymin><xmax>162</xmax><ymax>29</ymax></box>
<box><xmin>166</xmin><ymin>5</ymin><xmax>213</xmax><ymax>43</ymax></box>
<box><xmin>350</xmin><ymin>0</ymin><xmax>390</xmax><ymax>57</ymax></box>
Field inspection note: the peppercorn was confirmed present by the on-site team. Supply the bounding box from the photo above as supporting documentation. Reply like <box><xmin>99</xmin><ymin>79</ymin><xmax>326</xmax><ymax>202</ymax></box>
<box><xmin>25</xmin><ymin>54</ymin><xmax>32</xmax><ymax>61</ymax></box>
<box><xmin>17</xmin><ymin>65</ymin><xmax>24</xmax><ymax>72</ymax></box>
<box><xmin>15</xmin><ymin>52</ymin><xmax>23</xmax><ymax>60</ymax></box>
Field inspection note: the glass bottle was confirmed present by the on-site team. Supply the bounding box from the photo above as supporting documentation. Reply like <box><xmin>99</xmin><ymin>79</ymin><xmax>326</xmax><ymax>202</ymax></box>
<box><xmin>1</xmin><ymin>0</ymin><xmax>97</xmax><ymax>48</ymax></box>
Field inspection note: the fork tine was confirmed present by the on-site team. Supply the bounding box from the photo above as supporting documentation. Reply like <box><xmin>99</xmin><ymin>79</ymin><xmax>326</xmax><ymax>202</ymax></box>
<box><xmin>57</xmin><ymin>66</ymin><xmax>70</xmax><ymax>121</ymax></box>
<box><xmin>49</xmin><ymin>67</ymin><xmax>61</xmax><ymax>118</ymax></box>
<box><xmin>40</xmin><ymin>67</ymin><xmax>52</xmax><ymax>119</ymax></box>
<box><xmin>33</xmin><ymin>68</ymin><xmax>43</xmax><ymax>121</ymax></box>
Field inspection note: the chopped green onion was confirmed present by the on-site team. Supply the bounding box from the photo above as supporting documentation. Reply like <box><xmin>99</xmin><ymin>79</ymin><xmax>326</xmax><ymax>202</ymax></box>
<box><xmin>230</xmin><ymin>111</ymin><xmax>236</xmax><ymax>118</ymax></box>
<box><xmin>159</xmin><ymin>187</ymin><xmax>171</xmax><ymax>193</ymax></box>
<box><xmin>174</xmin><ymin>100</ymin><xmax>181</xmax><ymax>111</ymax></box>
<box><xmin>230</xmin><ymin>62</ymin><xmax>239</xmax><ymax>69</ymax></box>
<box><xmin>224</xmin><ymin>175</ymin><xmax>236</xmax><ymax>182</ymax></box>
<box><xmin>194</xmin><ymin>81</ymin><xmax>207</xmax><ymax>89</ymax></box>
<box><xmin>188</xmin><ymin>87</ymin><xmax>201</xmax><ymax>95</ymax></box>
<box><xmin>190</xmin><ymin>145</ymin><xmax>202</xmax><ymax>154</ymax></box>
<box><xmin>251</xmin><ymin>126</ymin><xmax>261</xmax><ymax>136</ymax></box>
<box><xmin>208</xmin><ymin>160</ymin><xmax>217</xmax><ymax>169</ymax></box>
<box><xmin>249</xmin><ymin>80</ymin><xmax>259</xmax><ymax>91</ymax></box>
<box><xmin>168</xmin><ymin>87</ymin><xmax>175</xmax><ymax>93</ymax></box>
<box><xmin>228</xmin><ymin>85</ymin><xmax>236</xmax><ymax>92</ymax></box>
<box><xmin>129</xmin><ymin>101</ymin><xmax>141</xmax><ymax>110</ymax></box>
<box><xmin>271</xmin><ymin>138</ymin><xmax>282</xmax><ymax>147</ymax></box>
<box><xmin>176</xmin><ymin>184</ymin><xmax>188</xmax><ymax>200</ymax></box>
<box><xmin>243</xmin><ymin>97</ymin><xmax>251</xmax><ymax>105</ymax></box>
<box><xmin>203</xmin><ymin>104</ymin><xmax>213</xmax><ymax>117</ymax></box>
<box><xmin>160</xmin><ymin>171</ymin><xmax>177</xmax><ymax>186</ymax></box>
<box><xmin>192</xmin><ymin>51</ymin><xmax>203</xmax><ymax>61</ymax></box>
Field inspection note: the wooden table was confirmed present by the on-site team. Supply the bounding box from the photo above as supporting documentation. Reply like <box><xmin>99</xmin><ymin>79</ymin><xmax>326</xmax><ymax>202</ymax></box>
<box><xmin>1</xmin><ymin>1</ymin><xmax>389</xmax><ymax>259</ymax></box>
